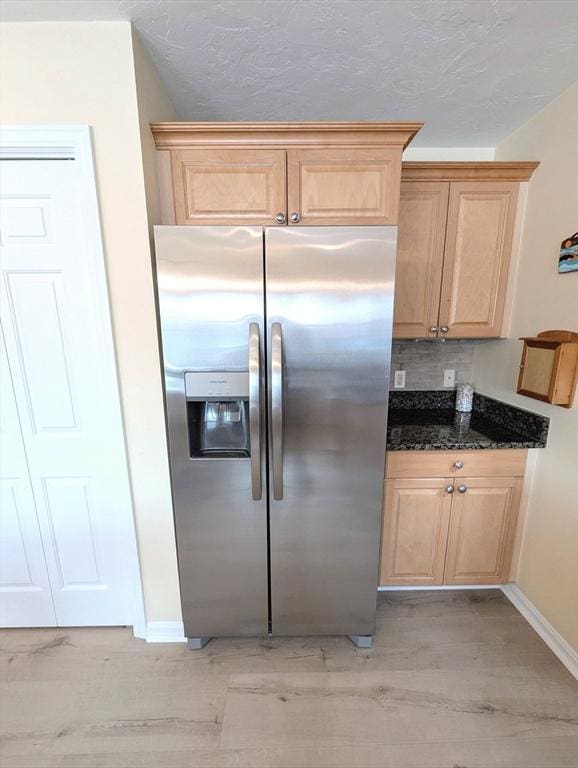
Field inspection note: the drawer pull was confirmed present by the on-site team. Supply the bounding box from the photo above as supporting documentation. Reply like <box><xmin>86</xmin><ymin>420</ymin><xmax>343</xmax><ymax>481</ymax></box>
<box><xmin>454</xmin><ymin>460</ymin><xmax>464</xmax><ymax>469</ymax></box>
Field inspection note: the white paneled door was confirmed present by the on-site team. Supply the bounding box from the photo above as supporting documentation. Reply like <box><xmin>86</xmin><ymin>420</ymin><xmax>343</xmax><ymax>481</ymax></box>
<box><xmin>0</xmin><ymin>150</ymin><xmax>139</xmax><ymax>629</ymax></box>
<box><xmin>1</xmin><ymin>330</ymin><xmax>56</xmax><ymax>625</ymax></box>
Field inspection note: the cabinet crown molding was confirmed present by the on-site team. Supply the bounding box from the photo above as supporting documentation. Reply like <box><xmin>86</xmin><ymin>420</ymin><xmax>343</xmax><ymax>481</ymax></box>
<box><xmin>150</xmin><ymin>121</ymin><xmax>423</xmax><ymax>150</ymax></box>
<box><xmin>401</xmin><ymin>161</ymin><xmax>539</xmax><ymax>182</ymax></box>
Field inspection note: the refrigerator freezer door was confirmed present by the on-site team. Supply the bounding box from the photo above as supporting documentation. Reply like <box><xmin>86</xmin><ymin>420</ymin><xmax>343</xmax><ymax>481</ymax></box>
<box><xmin>266</xmin><ymin>226</ymin><xmax>396</xmax><ymax>637</ymax></box>
<box><xmin>154</xmin><ymin>226</ymin><xmax>268</xmax><ymax>638</ymax></box>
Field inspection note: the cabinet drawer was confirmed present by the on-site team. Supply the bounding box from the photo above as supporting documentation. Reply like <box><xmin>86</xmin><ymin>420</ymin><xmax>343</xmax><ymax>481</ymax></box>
<box><xmin>386</xmin><ymin>449</ymin><xmax>527</xmax><ymax>479</ymax></box>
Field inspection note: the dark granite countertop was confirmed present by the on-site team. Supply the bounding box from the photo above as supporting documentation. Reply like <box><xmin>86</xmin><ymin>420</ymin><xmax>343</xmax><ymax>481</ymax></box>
<box><xmin>387</xmin><ymin>391</ymin><xmax>549</xmax><ymax>451</ymax></box>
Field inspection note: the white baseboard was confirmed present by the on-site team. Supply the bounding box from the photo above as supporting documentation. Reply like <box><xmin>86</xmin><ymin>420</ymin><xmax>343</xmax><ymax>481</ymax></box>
<box><xmin>502</xmin><ymin>584</ymin><xmax>578</xmax><ymax>680</ymax></box>
<box><xmin>145</xmin><ymin>621</ymin><xmax>186</xmax><ymax>643</ymax></box>
<box><xmin>378</xmin><ymin>585</ymin><xmax>503</xmax><ymax>591</ymax></box>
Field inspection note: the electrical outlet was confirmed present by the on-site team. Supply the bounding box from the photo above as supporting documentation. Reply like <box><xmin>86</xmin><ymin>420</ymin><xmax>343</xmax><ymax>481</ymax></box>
<box><xmin>443</xmin><ymin>369</ymin><xmax>455</xmax><ymax>388</ymax></box>
<box><xmin>394</xmin><ymin>370</ymin><xmax>406</xmax><ymax>389</ymax></box>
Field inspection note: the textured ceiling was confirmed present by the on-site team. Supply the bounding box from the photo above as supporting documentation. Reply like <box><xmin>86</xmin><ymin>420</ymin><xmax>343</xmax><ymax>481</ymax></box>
<box><xmin>3</xmin><ymin>0</ymin><xmax>577</xmax><ymax>145</ymax></box>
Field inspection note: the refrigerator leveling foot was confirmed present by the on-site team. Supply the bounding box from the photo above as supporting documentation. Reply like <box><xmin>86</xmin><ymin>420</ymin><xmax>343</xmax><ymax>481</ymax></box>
<box><xmin>349</xmin><ymin>635</ymin><xmax>373</xmax><ymax>648</ymax></box>
<box><xmin>187</xmin><ymin>637</ymin><xmax>212</xmax><ymax>650</ymax></box>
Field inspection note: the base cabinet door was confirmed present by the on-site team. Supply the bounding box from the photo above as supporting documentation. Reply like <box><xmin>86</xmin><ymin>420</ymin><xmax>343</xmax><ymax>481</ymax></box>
<box><xmin>444</xmin><ymin>477</ymin><xmax>522</xmax><ymax>584</ymax></box>
<box><xmin>287</xmin><ymin>149</ymin><xmax>401</xmax><ymax>225</ymax></box>
<box><xmin>170</xmin><ymin>149</ymin><xmax>287</xmax><ymax>226</ymax></box>
<box><xmin>380</xmin><ymin>478</ymin><xmax>453</xmax><ymax>585</ymax></box>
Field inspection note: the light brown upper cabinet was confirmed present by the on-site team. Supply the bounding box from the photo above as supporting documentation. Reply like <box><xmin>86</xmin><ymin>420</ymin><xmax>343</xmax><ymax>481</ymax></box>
<box><xmin>394</xmin><ymin>181</ymin><xmax>449</xmax><ymax>338</ymax></box>
<box><xmin>287</xmin><ymin>149</ymin><xmax>401</xmax><ymax>225</ymax></box>
<box><xmin>151</xmin><ymin>122</ymin><xmax>422</xmax><ymax>227</ymax></box>
<box><xmin>395</xmin><ymin>162</ymin><xmax>539</xmax><ymax>339</ymax></box>
<box><xmin>170</xmin><ymin>149</ymin><xmax>287</xmax><ymax>226</ymax></box>
<box><xmin>439</xmin><ymin>182</ymin><xmax>518</xmax><ymax>337</ymax></box>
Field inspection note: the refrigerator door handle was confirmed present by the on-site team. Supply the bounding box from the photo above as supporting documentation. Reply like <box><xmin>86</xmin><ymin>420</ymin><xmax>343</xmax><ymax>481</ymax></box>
<box><xmin>271</xmin><ymin>322</ymin><xmax>284</xmax><ymax>500</ymax></box>
<box><xmin>249</xmin><ymin>322</ymin><xmax>262</xmax><ymax>500</ymax></box>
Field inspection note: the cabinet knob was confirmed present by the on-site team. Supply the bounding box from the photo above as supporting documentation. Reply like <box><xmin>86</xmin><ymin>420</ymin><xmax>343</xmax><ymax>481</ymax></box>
<box><xmin>440</xmin><ymin>326</ymin><xmax>449</xmax><ymax>333</ymax></box>
<box><xmin>290</xmin><ymin>212</ymin><xmax>301</xmax><ymax>223</ymax></box>
<box><xmin>275</xmin><ymin>212</ymin><xmax>286</xmax><ymax>224</ymax></box>
<box><xmin>454</xmin><ymin>460</ymin><xmax>464</xmax><ymax>469</ymax></box>
<box><xmin>446</xmin><ymin>485</ymin><xmax>455</xmax><ymax>494</ymax></box>
<box><xmin>430</xmin><ymin>326</ymin><xmax>439</xmax><ymax>334</ymax></box>
<box><xmin>457</xmin><ymin>485</ymin><xmax>467</xmax><ymax>493</ymax></box>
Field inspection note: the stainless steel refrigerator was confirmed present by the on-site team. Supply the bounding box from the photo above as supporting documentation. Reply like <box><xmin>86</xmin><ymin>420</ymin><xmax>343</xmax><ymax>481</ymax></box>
<box><xmin>154</xmin><ymin>225</ymin><xmax>396</xmax><ymax>648</ymax></box>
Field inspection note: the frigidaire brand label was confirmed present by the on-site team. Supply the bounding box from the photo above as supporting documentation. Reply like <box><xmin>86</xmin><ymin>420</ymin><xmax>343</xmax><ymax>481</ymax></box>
<box><xmin>184</xmin><ymin>371</ymin><xmax>249</xmax><ymax>399</ymax></box>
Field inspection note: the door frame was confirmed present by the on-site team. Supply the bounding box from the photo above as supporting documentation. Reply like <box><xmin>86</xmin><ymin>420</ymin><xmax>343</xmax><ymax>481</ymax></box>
<box><xmin>0</xmin><ymin>125</ymin><xmax>146</xmax><ymax>638</ymax></box>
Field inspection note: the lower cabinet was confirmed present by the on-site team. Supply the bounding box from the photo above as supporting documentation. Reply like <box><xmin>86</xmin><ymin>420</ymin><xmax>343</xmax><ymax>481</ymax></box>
<box><xmin>380</xmin><ymin>479</ymin><xmax>452</xmax><ymax>585</ymax></box>
<box><xmin>380</xmin><ymin>451</ymin><xmax>526</xmax><ymax>586</ymax></box>
<box><xmin>443</xmin><ymin>477</ymin><xmax>522</xmax><ymax>584</ymax></box>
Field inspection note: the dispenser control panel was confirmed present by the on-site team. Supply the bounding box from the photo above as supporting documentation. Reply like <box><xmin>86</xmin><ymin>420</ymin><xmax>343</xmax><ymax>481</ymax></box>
<box><xmin>185</xmin><ymin>371</ymin><xmax>249</xmax><ymax>399</ymax></box>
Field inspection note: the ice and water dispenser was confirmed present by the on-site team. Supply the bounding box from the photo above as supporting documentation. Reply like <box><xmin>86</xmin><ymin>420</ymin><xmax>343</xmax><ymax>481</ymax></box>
<box><xmin>185</xmin><ymin>371</ymin><xmax>250</xmax><ymax>458</ymax></box>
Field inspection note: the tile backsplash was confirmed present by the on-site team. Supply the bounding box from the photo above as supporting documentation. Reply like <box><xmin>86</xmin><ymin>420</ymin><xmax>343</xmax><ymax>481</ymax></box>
<box><xmin>390</xmin><ymin>340</ymin><xmax>476</xmax><ymax>391</ymax></box>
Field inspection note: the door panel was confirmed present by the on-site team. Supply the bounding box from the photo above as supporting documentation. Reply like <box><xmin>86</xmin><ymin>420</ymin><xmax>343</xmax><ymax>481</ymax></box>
<box><xmin>5</xmin><ymin>271</ymin><xmax>79</xmax><ymax>431</ymax></box>
<box><xmin>0</xmin><ymin>159</ymin><xmax>135</xmax><ymax>627</ymax></box>
<box><xmin>439</xmin><ymin>182</ymin><xmax>518</xmax><ymax>337</ymax></box>
<box><xmin>394</xmin><ymin>182</ymin><xmax>449</xmax><ymax>338</ymax></box>
<box><xmin>380</xmin><ymin>478</ymin><xmax>452</xmax><ymax>585</ymax></box>
<box><xmin>154</xmin><ymin>226</ymin><xmax>268</xmax><ymax>638</ymax></box>
<box><xmin>0</xmin><ymin>330</ymin><xmax>56</xmax><ymax>627</ymax></box>
<box><xmin>444</xmin><ymin>477</ymin><xmax>522</xmax><ymax>584</ymax></box>
<box><xmin>41</xmin><ymin>478</ymin><xmax>102</xmax><ymax>587</ymax></box>
<box><xmin>287</xmin><ymin>149</ymin><xmax>401</xmax><ymax>225</ymax></box>
<box><xmin>171</xmin><ymin>149</ymin><xmax>287</xmax><ymax>226</ymax></box>
<box><xmin>266</xmin><ymin>226</ymin><xmax>395</xmax><ymax>636</ymax></box>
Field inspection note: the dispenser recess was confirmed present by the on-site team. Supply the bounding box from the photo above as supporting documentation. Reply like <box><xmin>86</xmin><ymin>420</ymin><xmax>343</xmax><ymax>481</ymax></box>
<box><xmin>185</xmin><ymin>371</ymin><xmax>250</xmax><ymax>458</ymax></box>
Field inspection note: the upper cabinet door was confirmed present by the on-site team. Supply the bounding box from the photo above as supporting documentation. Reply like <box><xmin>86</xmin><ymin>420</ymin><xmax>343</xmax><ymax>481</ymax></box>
<box><xmin>287</xmin><ymin>149</ymin><xmax>401</xmax><ymax>225</ymax></box>
<box><xmin>394</xmin><ymin>181</ymin><xmax>449</xmax><ymax>338</ymax></box>
<box><xmin>439</xmin><ymin>182</ymin><xmax>518</xmax><ymax>338</ymax></box>
<box><xmin>171</xmin><ymin>149</ymin><xmax>287</xmax><ymax>226</ymax></box>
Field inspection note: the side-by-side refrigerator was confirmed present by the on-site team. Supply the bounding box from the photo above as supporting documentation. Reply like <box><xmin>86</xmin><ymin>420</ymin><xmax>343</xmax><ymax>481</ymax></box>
<box><xmin>154</xmin><ymin>225</ymin><xmax>396</xmax><ymax>648</ymax></box>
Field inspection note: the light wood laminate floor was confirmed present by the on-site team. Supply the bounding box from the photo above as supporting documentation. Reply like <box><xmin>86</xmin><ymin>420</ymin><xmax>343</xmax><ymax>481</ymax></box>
<box><xmin>1</xmin><ymin>590</ymin><xmax>577</xmax><ymax>768</ymax></box>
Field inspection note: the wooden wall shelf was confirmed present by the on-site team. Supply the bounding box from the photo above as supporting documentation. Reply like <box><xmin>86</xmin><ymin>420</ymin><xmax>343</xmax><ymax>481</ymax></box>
<box><xmin>517</xmin><ymin>330</ymin><xmax>578</xmax><ymax>408</ymax></box>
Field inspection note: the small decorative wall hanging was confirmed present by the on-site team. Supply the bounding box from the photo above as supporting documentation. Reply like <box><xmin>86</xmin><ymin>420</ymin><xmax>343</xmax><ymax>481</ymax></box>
<box><xmin>517</xmin><ymin>330</ymin><xmax>578</xmax><ymax>408</ymax></box>
<box><xmin>558</xmin><ymin>233</ymin><xmax>578</xmax><ymax>273</ymax></box>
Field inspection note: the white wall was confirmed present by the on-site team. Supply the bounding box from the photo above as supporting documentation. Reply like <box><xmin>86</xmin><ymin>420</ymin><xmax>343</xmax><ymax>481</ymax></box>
<box><xmin>473</xmin><ymin>83</ymin><xmax>578</xmax><ymax>651</ymax></box>
<box><xmin>131</xmin><ymin>28</ymin><xmax>177</xmax><ymax>240</ymax></box>
<box><xmin>0</xmin><ymin>22</ymin><xmax>182</xmax><ymax>624</ymax></box>
<box><xmin>403</xmin><ymin>147</ymin><xmax>494</xmax><ymax>160</ymax></box>
<box><xmin>129</xmin><ymin>29</ymin><xmax>182</xmax><ymax>624</ymax></box>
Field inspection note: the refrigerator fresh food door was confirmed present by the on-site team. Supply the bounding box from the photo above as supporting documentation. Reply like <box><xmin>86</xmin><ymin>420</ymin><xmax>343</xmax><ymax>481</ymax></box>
<box><xmin>154</xmin><ymin>226</ymin><xmax>268</xmax><ymax>638</ymax></box>
<box><xmin>266</xmin><ymin>226</ymin><xmax>396</xmax><ymax>636</ymax></box>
